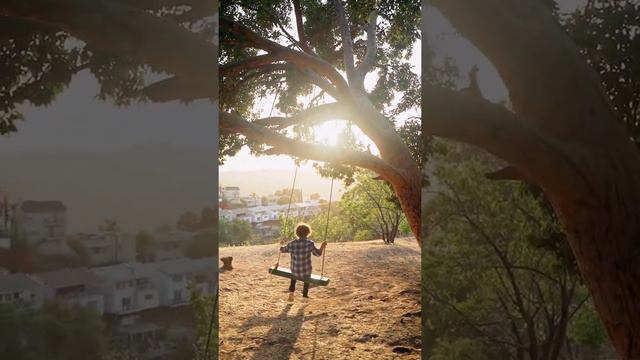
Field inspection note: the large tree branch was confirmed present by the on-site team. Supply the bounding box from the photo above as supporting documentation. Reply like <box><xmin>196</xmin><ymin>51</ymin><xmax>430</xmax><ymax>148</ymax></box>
<box><xmin>220</xmin><ymin>16</ymin><xmax>350</xmax><ymax>98</ymax></box>
<box><xmin>356</xmin><ymin>9</ymin><xmax>378</xmax><ymax>79</ymax></box>
<box><xmin>292</xmin><ymin>0</ymin><xmax>311</xmax><ymax>53</ymax></box>
<box><xmin>253</xmin><ymin>102</ymin><xmax>351</xmax><ymax>129</ymax></box>
<box><xmin>430</xmin><ymin>0</ymin><xmax>620</xmax><ymax>144</ymax></box>
<box><xmin>223</xmin><ymin>61</ymin><xmax>341</xmax><ymax>100</ymax></box>
<box><xmin>219</xmin><ymin>53</ymin><xmax>283</xmax><ymax>78</ymax></box>
<box><xmin>1</xmin><ymin>0</ymin><xmax>217</xmax><ymax>101</ymax></box>
<box><xmin>333</xmin><ymin>0</ymin><xmax>356</xmax><ymax>84</ymax></box>
<box><xmin>220</xmin><ymin>111</ymin><xmax>405</xmax><ymax>184</ymax></box>
<box><xmin>423</xmin><ymin>85</ymin><xmax>588</xmax><ymax>199</ymax></box>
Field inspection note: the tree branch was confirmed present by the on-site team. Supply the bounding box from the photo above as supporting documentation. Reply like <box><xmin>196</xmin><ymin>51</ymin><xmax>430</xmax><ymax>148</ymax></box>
<box><xmin>292</xmin><ymin>0</ymin><xmax>311</xmax><ymax>53</ymax></box>
<box><xmin>485</xmin><ymin>165</ymin><xmax>527</xmax><ymax>181</ymax></box>
<box><xmin>220</xmin><ymin>111</ymin><xmax>404</xmax><ymax>184</ymax></box>
<box><xmin>252</xmin><ymin>102</ymin><xmax>350</xmax><ymax>129</ymax></box>
<box><xmin>333</xmin><ymin>0</ymin><xmax>356</xmax><ymax>83</ymax></box>
<box><xmin>1</xmin><ymin>0</ymin><xmax>217</xmax><ymax>101</ymax></box>
<box><xmin>423</xmin><ymin>85</ymin><xmax>587</xmax><ymax>198</ymax></box>
<box><xmin>356</xmin><ymin>9</ymin><xmax>377</xmax><ymax>79</ymax></box>
<box><xmin>220</xmin><ymin>53</ymin><xmax>283</xmax><ymax>78</ymax></box>
<box><xmin>220</xmin><ymin>16</ymin><xmax>350</xmax><ymax>98</ymax></box>
<box><xmin>142</xmin><ymin>76</ymin><xmax>214</xmax><ymax>102</ymax></box>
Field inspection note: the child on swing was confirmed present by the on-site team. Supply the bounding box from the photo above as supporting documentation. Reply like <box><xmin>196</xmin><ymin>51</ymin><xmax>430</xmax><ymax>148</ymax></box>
<box><xmin>280</xmin><ymin>223</ymin><xmax>327</xmax><ymax>302</ymax></box>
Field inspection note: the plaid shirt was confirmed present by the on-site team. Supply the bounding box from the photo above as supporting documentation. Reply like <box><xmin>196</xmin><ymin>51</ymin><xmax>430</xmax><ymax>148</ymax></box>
<box><xmin>280</xmin><ymin>238</ymin><xmax>322</xmax><ymax>279</ymax></box>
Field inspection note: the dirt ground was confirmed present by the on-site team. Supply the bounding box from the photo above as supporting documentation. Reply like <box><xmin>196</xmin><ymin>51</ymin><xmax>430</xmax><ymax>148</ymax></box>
<box><xmin>219</xmin><ymin>238</ymin><xmax>421</xmax><ymax>360</ymax></box>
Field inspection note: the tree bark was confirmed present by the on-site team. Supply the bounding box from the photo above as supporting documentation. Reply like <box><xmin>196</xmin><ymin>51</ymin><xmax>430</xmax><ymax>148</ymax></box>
<box><xmin>427</xmin><ymin>0</ymin><xmax>640</xmax><ymax>356</ymax></box>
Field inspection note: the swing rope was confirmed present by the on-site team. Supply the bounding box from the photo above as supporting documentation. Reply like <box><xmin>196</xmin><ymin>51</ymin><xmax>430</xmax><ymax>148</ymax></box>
<box><xmin>275</xmin><ymin>165</ymin><xmax>299</xmax><ymax>269</ymax></box>
<box><xmin>320</xmin><ymin>176</ymin><xmax>334</xmax><ymax>277</ymax></box>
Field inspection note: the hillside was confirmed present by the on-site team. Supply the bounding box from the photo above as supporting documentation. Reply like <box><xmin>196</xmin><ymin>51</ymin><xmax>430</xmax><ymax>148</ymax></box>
<box><xmin>219</xmin><ymin>238</ymin><xmax>421</xmax><ymax>359</ymax></box>
<box><xmin>0</xmin><ymin>144</ymin><xmax>216</xmax><ymax>232</ymax></box>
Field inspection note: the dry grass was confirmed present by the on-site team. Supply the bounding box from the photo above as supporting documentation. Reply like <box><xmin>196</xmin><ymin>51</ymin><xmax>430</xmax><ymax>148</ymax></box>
<box><xmin>219</xmin><ymin>238</ymin><xmax>421</xmax><ymax>360</ymax></box>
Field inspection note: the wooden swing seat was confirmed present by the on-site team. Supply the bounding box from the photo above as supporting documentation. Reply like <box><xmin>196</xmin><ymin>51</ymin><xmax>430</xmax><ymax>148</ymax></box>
<box><xmin>268</xmin><ymin>266</ymin><xmax>330</xmax><ymax>286</ymax></box>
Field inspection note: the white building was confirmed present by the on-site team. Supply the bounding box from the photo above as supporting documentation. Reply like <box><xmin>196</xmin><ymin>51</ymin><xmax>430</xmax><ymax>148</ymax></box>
<box><xmin>0</xmin><ymin>273</ymin><xmax>47</xmax><ymax>308</ymax></box>
<box><xmin>152</xmin><ymin>257</ymin><xmax>216</xmax><ymax>307</ymax></box>
<box><xmin>92</xmin><ymin>263</ymin><xmax>159</xmax><ymax>315</ymax></box>
<box><xmin>154</xmin><ymin>230</ymin><xmax>193</xmax><ymax>261</ymax></box>
<box><xmin>74</xmin><ymin>232</ymin><xmax>136</xmax><ymax>265</ymax></box>
<box><xmin>220</xmin><ymin>186</ymin><xmax>240</xmax><ymax>202</ymax></box>
<box><xmin>13</xmin><ymin>200</ymin><xmax>70</xmax><ymax>255</ymax></box>
<box><xmin>36</xmin><ymin>268</ymin><xmax>106</xmax><ymax>315</ymax></box>
<box><xmin>241</xmin><ymin>194</ymin><xmax>260</xmax><ymax>207</ymax></box>
<box><xmin>219</xmin><ymin>202</ymin><xmax>321</xmax><ymax>225</ymax></box>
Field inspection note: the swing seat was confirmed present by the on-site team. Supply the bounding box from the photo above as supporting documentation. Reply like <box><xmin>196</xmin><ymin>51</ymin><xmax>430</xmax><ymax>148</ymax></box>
<box><xmin>268</xmin><ymin>266</ymin><xmax>330</xmax><ymax>286</ymax></box>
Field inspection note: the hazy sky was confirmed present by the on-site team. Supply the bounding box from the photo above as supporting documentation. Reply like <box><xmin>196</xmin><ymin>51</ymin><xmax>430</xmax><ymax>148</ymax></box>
<box><xmin>0</xmin><ymin>71</ymin><xmax>217</xmax><ymax>151</ymax></box>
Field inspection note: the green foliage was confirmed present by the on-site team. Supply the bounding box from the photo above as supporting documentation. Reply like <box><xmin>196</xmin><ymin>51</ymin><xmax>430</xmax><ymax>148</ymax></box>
<box><xmin>0</xmin><ymin>300</ymin><xmax>108</xmax><ymax>360</ymax></box>
<box><xmin>176</xmin><ymin>211</ymin><xmax>200</xmax><ymax>232</ymax></box>
<box><xmin>340</xmin><ymin>171</ymin><xmax>408</xmax><ymax>243</ymax></box>
<box><xmin>189</xmin><ymin>285</ymin><xmax>218</xmax><ymax>360</ymax></box>
<box><xmin>564</xmin><ymin>0</ymin><xmax>640</xmax><ymax>145</ymax></box>
<box><xmin>185</xmin><ymin>229</ymin><xmax>218</xmax><ymax>257</ymax></box>
<box><xmin>199</xmin><ymin>207</ymin><xmax>217</xmax><ymax>230</ymax></box>
<box><xmin>218</xmin><ymin>219</ymin><xmax>252</xmax><ymax>247</ymax></box>
<box><xmin>308</xmin><ymin>210</ymin><xmax>354</xmax><ymax>242</ymax></box>
<box><xmin>568</xmin><ymin>301</ymin><xmax>609</xmax><ymax>349</ymax></box>
<box><xmin>274</xmin><ymin>188</ymin><xmax>302</xmax><ymax>204</ymax></box>
<box><xmin>430</xmin><ymin>338</ymin><xmax>492</xmax><ymax>360</ymax></box>
<box><xmin>423</xmin><ymin>144</ymin><xmax>602</xmax><ymax>358</ymax></box>
<box><xmin>219</xmin><ymin>0</ymin><xmax>422</xmax><ymax>183</ymax></box>
<box><xmin>1</xmin><ymin>5</ymin><xmax>216</xmax><ymax>134</ymax></box>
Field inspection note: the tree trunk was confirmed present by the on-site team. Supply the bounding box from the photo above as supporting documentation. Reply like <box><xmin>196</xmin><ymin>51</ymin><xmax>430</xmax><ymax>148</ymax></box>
<box><xmin>427</xmin><ymin>1</ymin><xmax>640</xmax><ymax>356</ymax></box>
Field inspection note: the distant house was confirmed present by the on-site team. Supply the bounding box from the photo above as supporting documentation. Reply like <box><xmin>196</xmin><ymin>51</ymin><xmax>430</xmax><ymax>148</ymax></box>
<box><xmin>13</xmin><ymin>200</ymin><xmax>70</xmax><ymax>255</ymax></box>
<box><xmin>36</xmin><ymin>268</ymin><xmax>106</xmax><ymax>315</ymax></box>
<box><xmin>0</xmin><ymin>273</ymin><xmax>47</xmax><ymax>308</ymax></box>
<box><xmin>154</xmin><ymin>231</ymin><xmax>193</xmax><ymax>261</ymax></box>
<box><xmin>152</xmin><ymin>257</ymin><xmax>216</xmax><ymax>306</ymax></box>
<box><xmin>220</xmin><ymin>186</ymin><xmax>240</xmax><ymax>202</ymax></box>
<box><xmin>92</xmin><ymin>263</ymin><xmax>159</xmax><ymax>315</ymax></box>
<box><xmin>241</xmin><ymin>194</ymin><xmax>260</xmax><ymax>207</ymax></box>
<box><xmin>73</xmin><ymin>232</ymin><xmax>135</xmax><ymax>265</ymax></box>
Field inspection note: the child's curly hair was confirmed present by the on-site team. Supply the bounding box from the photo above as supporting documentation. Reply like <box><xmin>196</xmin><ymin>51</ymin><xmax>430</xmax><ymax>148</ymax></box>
<box><xmin>295</xmin><ymin>223</ymin><xmax>312</xmax><ymax>238</ymax></box>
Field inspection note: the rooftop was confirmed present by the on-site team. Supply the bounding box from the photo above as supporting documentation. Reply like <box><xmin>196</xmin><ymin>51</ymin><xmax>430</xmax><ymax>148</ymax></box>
<box><xmin>20</xmin><ymin>201</ymin><xmax>66</xmax><ymax>213</ymax></box>
<box><xmin>36</xmin><ymin>268</ymin><xmax>102</xmax><ymax>289</ymax></box>
<box><xmin>92</xmin><ymin>262</ymin><xmax>154</xmax><ymax>281</ymax></box>
<box><xmin>154</xmin><ymin>257</ymin><xmax>217</xmax><ymax>275</ymax></box>
<box><xmin>0</xmin><ymin>273</ymin><xmax>44</xmax><ymax>293</ymax></box>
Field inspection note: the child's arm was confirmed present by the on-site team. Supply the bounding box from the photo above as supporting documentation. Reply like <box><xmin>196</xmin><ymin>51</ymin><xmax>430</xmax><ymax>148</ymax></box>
<box><xmin>312</xmin><ymin>241</ymin><xmax>327</xmax><ymax>256</ymax></box>
<box><xmin>280</xmin><ymin>242</ymin><xmax>291</xmax><ymax>253</ymax></box>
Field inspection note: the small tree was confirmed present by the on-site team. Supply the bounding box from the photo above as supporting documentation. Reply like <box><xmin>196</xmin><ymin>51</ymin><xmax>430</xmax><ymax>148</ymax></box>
<box><xmin>423</xmin><ymin>147</ymin><xmax>598</xmax><ymax>359</ymax></box>
<box><xmin>217</xmin><ymin>219</ymin><xmax>251</xmax><ymax>247</ymax></box>
<box><xmin>176</xmin><ymin>211</ymin><xmax>200</xmax><ymax>232</ymax></box>
<box><xmin>340</xmin><ymin>172</ymin><xmax>407</xmax><ymax>244</ymax></box>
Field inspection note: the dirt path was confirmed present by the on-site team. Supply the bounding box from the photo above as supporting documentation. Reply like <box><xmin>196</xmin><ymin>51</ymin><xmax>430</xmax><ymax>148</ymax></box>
<box><xmin>219</xmin><ymin>238</ymin><xmax>421</xmax><ymax>360</ymax></box>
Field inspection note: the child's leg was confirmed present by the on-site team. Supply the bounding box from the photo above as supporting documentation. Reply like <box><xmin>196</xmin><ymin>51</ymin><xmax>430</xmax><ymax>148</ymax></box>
<box><xmin>302</xmin><ymin>282</ymin><xmax>310</xmax><ymax>297</ymax></box>
<box><xmin>287</xmin><ymin>279</ymin><xmax>296</xmax><ymax>302</ymax></box>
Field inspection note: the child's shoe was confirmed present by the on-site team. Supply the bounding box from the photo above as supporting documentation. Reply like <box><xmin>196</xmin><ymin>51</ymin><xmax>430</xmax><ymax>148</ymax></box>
<box><xmin>287</xmin><ymin>292</ymin><xmax>294</xmax><ymax>302</ymax></box>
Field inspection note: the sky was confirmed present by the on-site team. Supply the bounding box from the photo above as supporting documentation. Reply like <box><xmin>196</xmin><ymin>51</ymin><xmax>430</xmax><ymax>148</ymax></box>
<box><xmin>0</xmin><ymin>68</ymin><xmax>218</xmax><ymax>232</ymax></box>
<box><xmin>0</xmin><ymin>71</ymin><xmax>217</xmax><ymax>151</ymax></box>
